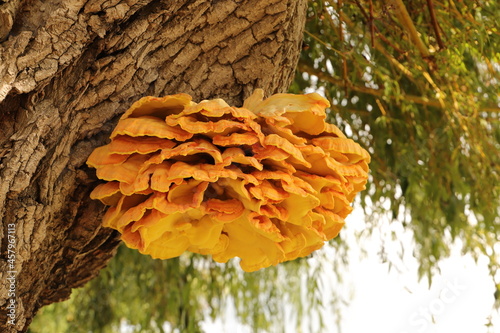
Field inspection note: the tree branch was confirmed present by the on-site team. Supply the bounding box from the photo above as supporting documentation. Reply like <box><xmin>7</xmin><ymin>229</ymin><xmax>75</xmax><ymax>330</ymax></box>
<box><xmin>392</xmin><ymin>0</ymin><xmax>431</xmax><ymax>57</ymax></box>
<box><xmin>426</xmin><ymin>0</ymin><xmax>445</xmax><ymax>49</ymax></box>
<box><xmin>351</xmin><ymin>0</ymin><xmax>406</xmax><ymax>54</ymax></box>
<box><xmin>304</xmin><ymin>30</ymin><xmax>343</xmax><ymax>56</ymax></box>
<box><xmin>338</xmin><ymin>11</ymin><xmax>415</xmax><ymax>80</ymax></box>
<box><xmin>298</xmin><ymin>61</ymin><xmax>442</xmax><ymax>108</ymax></box>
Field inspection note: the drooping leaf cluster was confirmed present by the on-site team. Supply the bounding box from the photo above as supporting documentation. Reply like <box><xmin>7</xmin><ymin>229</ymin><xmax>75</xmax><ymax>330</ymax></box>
<box><xmin>291</xmin><ymin>0</ymin><xmax>500</xmax><ymax>281</ymax></box>
<box><xmin>31</xmin><ymin>1</ymin><xmax>500</xmax><ymax>332</ymax></box>
<box><xmin>29</xmin><ymin>244</ymin><xmax>340</xmax><ymax>333</ymax></box>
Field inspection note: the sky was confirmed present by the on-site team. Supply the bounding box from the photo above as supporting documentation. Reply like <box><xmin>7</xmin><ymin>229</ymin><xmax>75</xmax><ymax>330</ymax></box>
<box><xmin>199</xmin><ymin>83</ymin><xmax>499</xmax><ymax>333</ymax></box>
<box><xmin>200</xmin><ymin>207</ymin><xmax>499</xmax><ymax>333</ymax></box>
<box><xmin>339</xmin><ymin>210</ymin><xmax>498</xmax><ymax>333</ymax></box>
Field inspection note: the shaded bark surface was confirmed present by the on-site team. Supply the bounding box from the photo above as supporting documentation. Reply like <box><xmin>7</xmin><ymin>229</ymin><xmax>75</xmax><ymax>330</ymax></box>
<box><xmin>0</xmin><ymin>0</ymin><xmax>307</xmax><ymax>331</ymax></box>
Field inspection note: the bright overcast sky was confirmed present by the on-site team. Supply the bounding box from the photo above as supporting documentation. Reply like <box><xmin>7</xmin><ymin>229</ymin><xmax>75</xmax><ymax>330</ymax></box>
<box><xmin>340</xmin><ymin>209</ymin><xmax>499</xmax><ymax>333</ymax></box>
<box><xmin>201</xmin><ymin>207</ymin><xmax>499</xmax><ymax>333</ymax></box>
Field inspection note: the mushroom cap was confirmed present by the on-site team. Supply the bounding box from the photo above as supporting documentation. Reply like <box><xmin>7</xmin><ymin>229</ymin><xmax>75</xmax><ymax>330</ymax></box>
<box><xmin>87</xmin><ymin>91</ymin><xmax>370</xmax><ymax>272</ymax></box>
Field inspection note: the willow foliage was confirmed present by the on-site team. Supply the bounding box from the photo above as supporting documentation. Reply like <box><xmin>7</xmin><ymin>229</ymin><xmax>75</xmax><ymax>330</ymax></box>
<box><xmin>30</xmin><ymin>245</ymin><xmax>340</xmax><ymax>333</ymax></box>
<box><xmin>31</xmin><ymin>1</ymin><xmax>500</xmax><ymax>332</ymax></box>
<box><xmin>292</xmin><ymin>0</ymin><xmax>500</xmax><ymax>279</ymax></box>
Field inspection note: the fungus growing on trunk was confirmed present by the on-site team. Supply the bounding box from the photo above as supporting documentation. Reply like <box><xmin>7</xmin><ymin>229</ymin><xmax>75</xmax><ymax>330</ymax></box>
<box><xmin>87</xmin><ymin>89</ymin><xmax>370</xmax><ymax>272</ymax></box>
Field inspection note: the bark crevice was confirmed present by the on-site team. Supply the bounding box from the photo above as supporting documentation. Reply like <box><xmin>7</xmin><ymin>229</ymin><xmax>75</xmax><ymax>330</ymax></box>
<box><xmin>0</xmin><ymin>0</ymin><xmax>307</xmax><ymax>331</ymax></box>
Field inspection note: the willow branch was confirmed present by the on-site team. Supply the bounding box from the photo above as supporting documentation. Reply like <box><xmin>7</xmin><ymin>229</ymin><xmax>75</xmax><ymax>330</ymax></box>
<box><xmin>330</xmin><ymin>0</ymin><xmax>349</xmax><ymax>93</ymax></box>
<box><xmin>481</xmin><ymin>107</ymin><xmax>500</xmax><ymax>113</ymax></box>
<box><xmin>300</xmin><ymin>60</ymin><xmax>500</xmax><ymax>114</ymax></box>
<box><xmin>375</xmin><ymin>29</ymin><xmax>406</xmax><ymax>54</ymax></box>
<box><xmin>426</xmin><ymin>0</ymin><xmax>445</xmax><ymax>49</ymax></box>
<box><xmin>392</xmin><ymin>0</ymin><xmax>431</xmax><ymax>57</ymax></box>
<box><xmin>304</xmin><ymin>30</ymin><xmax>343</xmax><ymax>56</ymax></box>
<box><xmin>352</xmin><ymin>0</ymin><xmax>406</xmax><ymax>54</ymax></box>
<box><xmin>339</xmin><ymin>11</ymin><xmax>415</xmax><ymax>81</ymax></box>
<box><xmin>298</xmin><ymin>61</ymin><xmax>442</xmax><ymax>108</ymax></box>
<box><xmin>369</xmin><ymin>0</ymin><xmax>375</xmax><ymax>48</ymax></box>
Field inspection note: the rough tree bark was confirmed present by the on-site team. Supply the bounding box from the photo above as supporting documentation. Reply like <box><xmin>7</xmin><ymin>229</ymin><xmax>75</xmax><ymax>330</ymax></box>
<box><xmin>0</xmin><ymin>0</ymin><xmax>307</xmax><ymax>331</ymax></box>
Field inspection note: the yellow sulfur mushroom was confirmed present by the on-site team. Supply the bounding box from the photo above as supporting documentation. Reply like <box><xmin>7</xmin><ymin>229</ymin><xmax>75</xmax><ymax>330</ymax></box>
<box><xmin>87</xmin><ymin>89</ymin><xmax>370</xmax><ymax>272</ymax></box>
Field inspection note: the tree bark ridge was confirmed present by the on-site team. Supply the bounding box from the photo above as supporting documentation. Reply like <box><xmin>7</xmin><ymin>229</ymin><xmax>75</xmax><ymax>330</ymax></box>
<box><xmin>0</xmin><ymin>0</ymin><xmax>307</xmax><ymax>331</ymax></box>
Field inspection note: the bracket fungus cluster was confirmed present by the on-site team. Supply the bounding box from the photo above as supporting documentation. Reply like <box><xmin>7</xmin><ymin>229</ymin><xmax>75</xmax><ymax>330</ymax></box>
<box><xmin>87</xmin><ymin>89</ymin><xmax>370</xmax><ymax>272</ymax></box>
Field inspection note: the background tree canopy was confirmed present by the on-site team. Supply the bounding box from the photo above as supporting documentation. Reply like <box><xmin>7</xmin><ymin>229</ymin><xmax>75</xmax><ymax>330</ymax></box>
<box><xmin>30</xmin><ymin>0</ymin><xmax>500</xmax><ymax>332</ymax></box>
<box><xmin>294</xmin><ymin>0</ymin><xmax>500</xmax><ymax>280</ymax></box>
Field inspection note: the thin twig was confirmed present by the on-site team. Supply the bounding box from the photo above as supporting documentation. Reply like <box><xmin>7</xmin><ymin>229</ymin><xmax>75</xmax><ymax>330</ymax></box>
<box><xmin>426</xmin><ymin>0</ymin><xmax>445</xmax><ymax>49</ymax></box>
<box><xmin>392</xmin><ymin>0</ymin><xmax>431</xmax><ymax>57</ymax></box>
<box><xmin>422</xmin><ymin>71</ymin><xmax>446</xmax><ymax>108</ymax></box>
<box><xmin>375</xmin><ymin>31</ymin><xmax>406</xmax><ymax>54</ymax></box>
<box><xmin>334</xmin><ymin>0</ymin><xmax>350</xmax><ymax>94</ymax></box>
<box><xmin>353</xmin><ymin>0</ymin><xmax>370</xmax><ymax>21</ymax></box>
<box><xmin>369</xmin><ymin>0</ymin><xmax>375</xmax><ymax>48</ymax></box>
<box><xmin>339</xmin><ymin>11</ymin><xmax>415</xmax><ymax>80</ymax></box>
<box><xmin>303</xmin><ymin>30</ymin><xmax>344</xmax><ymax>56</ymax></box>
<box><xmin>298</xmin><ymin>61</ymin><xmax>442</xmax><ymax>108</ymax></box>
<box><xmin>352</xmin><ymin>0</ymin><xmax>405</xmax><ymax>54</ymax></box>
<box><xmin>481</xmin><ymin>107</ymin><xmax>500</xmax><ymax>114</ymax></box>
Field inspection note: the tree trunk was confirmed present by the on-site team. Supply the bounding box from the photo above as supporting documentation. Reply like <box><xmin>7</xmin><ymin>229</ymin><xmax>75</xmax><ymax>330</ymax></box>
<box><xmin>0</xmin><ymin>0</ymin><xmax>307</xmax><ymax>331</ymax></box>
